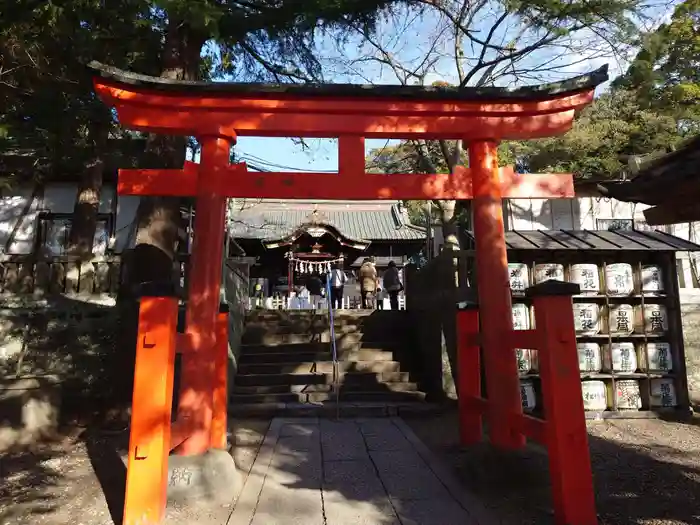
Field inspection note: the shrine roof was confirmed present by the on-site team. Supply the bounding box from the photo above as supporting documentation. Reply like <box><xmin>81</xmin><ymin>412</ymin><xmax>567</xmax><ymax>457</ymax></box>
<box><xmin>228</xmin><ymin>200</ymin><xmax>423</xmax><ymax>241</ymax></box>
<box><xmin>463</xmin><ymin>229</ymin><xmax>700</xmax><ymax>252</ymax></box>
<box><xmin>600</xmin><ymin>135</ymin><xmax>700</xmax><ymax>205</ymax></box>
<box><xmin>88</xmin><ymin>61</ymin><xmax>608</xmax><ymax>102</ymax></box>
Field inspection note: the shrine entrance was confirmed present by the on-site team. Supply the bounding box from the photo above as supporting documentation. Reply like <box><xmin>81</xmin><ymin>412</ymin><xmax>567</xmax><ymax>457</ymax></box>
<box><xmin>90</xmin><ymin>60</ymin><xmax>608</xmax><ymax>525</ymax></box>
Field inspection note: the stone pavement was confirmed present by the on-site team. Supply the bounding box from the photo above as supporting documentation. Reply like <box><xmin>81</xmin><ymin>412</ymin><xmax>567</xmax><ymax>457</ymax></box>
<box><xmin>228</xmin><ymin>417</ymin><xmax>504</xmax><ymax>525</ymax></box>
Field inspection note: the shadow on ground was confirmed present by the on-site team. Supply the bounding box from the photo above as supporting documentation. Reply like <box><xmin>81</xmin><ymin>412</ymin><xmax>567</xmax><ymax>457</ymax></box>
<box><xmin>406</xmin><ymin>410</ymin><xmax>700</xmax><ymax>525</ymax></box>
<box><xmin>2</xmin><ymin>409</ymin><xmax>700</xmax><ymax>524</ymax></box>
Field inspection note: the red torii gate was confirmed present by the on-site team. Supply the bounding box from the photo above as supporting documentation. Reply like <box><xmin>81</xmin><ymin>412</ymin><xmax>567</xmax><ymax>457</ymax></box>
<box><xmin>90</xmin><ymin>61</ymin><xmax>607</xmax><ymax>525</ymax></box>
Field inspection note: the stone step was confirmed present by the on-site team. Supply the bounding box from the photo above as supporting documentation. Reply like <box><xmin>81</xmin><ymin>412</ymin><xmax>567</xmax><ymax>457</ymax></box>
<box><xmin>237</xmin><ymin>360</ymin><xmax>402</xmax><ymax>376</ymax></box>
<box><xmin>232</xmin><ymin>381</ymin><xmax>419</xmax><ymax>395</ymax></box>
<box><xmin>233</xmin><ymin>371</ymin><xmax>411</xmax><ymax>387</ymax></box>
<box><xmin>228</xmin><ymin>401</ymin><xmax>442</xmax><ymax>419</ymax></box>
<box><xmin>238</xmin><ymin>341</ymin><xmax>399</xmax><ymax>354</ymax></box>
<box><xmin>238</xmin><ymin>349</ymin><xmax>395</xmax><ymax>365</ymax></box>
<box><xmin>241</xmin><ymin>330</ymin><xmax>401</xmax><ymax>346</ymax></box>
<box><xmin>230</xmin><ymin>390</ymin><xmax>426</xmax><ymax>405</ymax></box>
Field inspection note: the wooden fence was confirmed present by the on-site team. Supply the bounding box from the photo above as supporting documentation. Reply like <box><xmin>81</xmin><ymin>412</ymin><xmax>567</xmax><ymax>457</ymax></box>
<box><xmin>0</xmin><ymin>255</ymin><xmax>123</xmax><ymax>296</ymax></box>
<box><xmin>0</xmin><ymin>253</ymin><xmax>195</xmax><ymax>298</ymax></box>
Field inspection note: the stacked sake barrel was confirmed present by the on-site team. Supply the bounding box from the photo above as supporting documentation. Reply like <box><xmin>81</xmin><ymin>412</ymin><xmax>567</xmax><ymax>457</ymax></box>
<box><xmin>508</xmin><ymin>259</ymin><xmax>678</xmax><ymax>416</ymax></box>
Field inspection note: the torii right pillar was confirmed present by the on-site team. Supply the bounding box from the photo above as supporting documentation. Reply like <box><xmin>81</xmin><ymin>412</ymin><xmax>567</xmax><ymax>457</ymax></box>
<box><xmin>469</xmin><ymin>140</ymin><xmax>525</xmax><ymax>449</ymax></box>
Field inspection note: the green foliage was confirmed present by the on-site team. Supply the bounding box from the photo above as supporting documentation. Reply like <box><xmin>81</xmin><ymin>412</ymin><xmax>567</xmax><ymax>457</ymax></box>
<box><xmin>1</xmin><ymin>0</ymin><xmax>398</xmax><ymax>186</ymax></box>
<box><xmin>615</xmin><ymin>0</ymin><xmax>700</xmax><ymax>125</ymax></box>
<box><xmin>511</xmin><ymin>90</ymin><xmax>682</xmax><ymax>179</ymax></box>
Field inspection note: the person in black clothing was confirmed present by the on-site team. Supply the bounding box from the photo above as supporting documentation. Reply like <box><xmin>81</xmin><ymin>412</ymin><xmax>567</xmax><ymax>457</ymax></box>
<box><xmin>382</xmin><ymin>260</ymin><xmax>403</xmax><ymax>310</ymax></box>
<box><xmin>306</xmin><ymin>273</ymin><xmax>323</xmax><ymax>305</ymax></box>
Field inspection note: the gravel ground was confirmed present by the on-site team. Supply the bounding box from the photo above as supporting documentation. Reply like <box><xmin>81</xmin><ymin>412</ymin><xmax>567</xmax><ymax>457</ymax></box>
<box><xmin>0</xmin><ymin>420</ymin><xmax>270</xmax><ymax>525</ymax></box>
<box><xmin>405</xmin><ymin>411</ymin><xmax>700</xmax><ymax>525</ymax></box>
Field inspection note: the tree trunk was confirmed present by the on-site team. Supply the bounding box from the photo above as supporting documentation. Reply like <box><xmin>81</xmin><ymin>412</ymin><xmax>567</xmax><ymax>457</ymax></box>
<box><xmin>126</xmin><ymin>19</ymin><xmax>205</xmax><ymax>289</ymax></box>
<box><xmin>68</xmin><ymin>126</ymin><xmax>108</xmax><ymax>258</ymax></box>
<box><xmin>111</xmin><ymin>19</ymin><xmax>206</xmax><ymax>415</ymax></box>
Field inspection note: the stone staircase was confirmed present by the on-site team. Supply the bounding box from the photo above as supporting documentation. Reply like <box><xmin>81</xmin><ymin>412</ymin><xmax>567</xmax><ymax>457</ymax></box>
<box><xmin>229</xmin><ymin>310</ymin><xmax>429</xmax><ymax>417</ymax></box>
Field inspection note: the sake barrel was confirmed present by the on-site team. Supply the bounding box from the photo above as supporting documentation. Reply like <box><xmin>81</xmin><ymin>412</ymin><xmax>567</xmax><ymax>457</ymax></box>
<box><xmin>520</xmin><ymin>380</ymin><xmax>537</xmax><ymax>410</ymax></box>
<box><xmin>609</xmin><ymin>304</ymin><xmax>635</xmax><ymax>335</ymax></box>
<box><xmin>605</xmin><ymin>263</ymin><xmax>634</xmax><ymax>295</ymax></box>
<box><xmin>573</xmin><ymin>303</ymin><xmax>600</xmax><ymax>335</ymax></box>
<box><xmin>650</xmin><ymin>378</ymin><xmax>677</xmax><ymax>407</ymax></box>
<box><xmin>515</xmin><ymin>348</ymin><xmax>532</xmax><ymax>373</ymax></box>
<box><xmin>512</xmin><ymin>303</ymin><xmax>531</xmax><ymax>331</ymax></box>
<box><xmin>534</xmin><ymin>263</ymin><xmax>564</xmax><ymax>284</ymax></box>
<box><xmin>508</xmin><ymin>263</ymin><xmax>530</xmax><ymax>294</ymax></box>
<box><xmin>646</xmin><ymin>342</ymin><xmax>673</xmax><ymax>372</ymax></box>
<box><xmin>581</xmin><ymin>380</ymin><xmax>608</xmax><ymax>411</ymax></box>
<box><xmin>616</xmin><ymin>380</ymin><xmax>642</xmax><ymax>410</ymax></box>
<box><xmin>577</xmin><ymin>342</ymin><xmax>602</xmax><ymax>373</ymax></box>
<box><xmin>641</xmin><ymin>265</ymin><xmax>664</xmax><ymax>294</ymax></box>
<box><xmin>611</xmin><ymin>342</ymin><xmax>638</xmax><ymax>373</ymax></box>
<box><xmin>570</xmin><ymin>264</ymin><xmax>600</xmax><ymax>294</ymax></box>
<box><xmin>640</xmin><ymin>303</ymin><xmax>669</xmax><ymax>334</ymax></box>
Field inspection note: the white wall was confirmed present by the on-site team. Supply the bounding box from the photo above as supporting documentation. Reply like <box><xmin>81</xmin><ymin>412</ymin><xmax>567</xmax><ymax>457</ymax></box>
<box><xmin>0</xmin><ymin>184</ymin><xmax>133</xmax><ymax>254</ymax></box>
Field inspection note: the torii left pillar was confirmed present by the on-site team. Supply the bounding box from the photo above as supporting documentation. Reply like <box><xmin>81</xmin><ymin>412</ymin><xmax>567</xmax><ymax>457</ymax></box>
<box><xmin>176</xmin><ymin>136</ymin><xmax>235</xmax><ymax>455</ymax></box>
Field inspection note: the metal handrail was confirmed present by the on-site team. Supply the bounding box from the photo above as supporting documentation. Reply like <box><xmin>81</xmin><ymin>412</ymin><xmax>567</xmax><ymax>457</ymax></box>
<box><xmin>325</xmin><ymin>275</ymin><xmax>340</xmax><ymax>419</ymax></box>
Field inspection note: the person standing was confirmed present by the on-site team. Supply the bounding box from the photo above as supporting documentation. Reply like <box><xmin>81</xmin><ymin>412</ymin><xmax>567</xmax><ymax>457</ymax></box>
<box><xmin>382</xmin><ymin>260</ymin><xmax>403</xmax><ymax>310</ymax></box>
<box><xmin>359</xmin><ymin>257</ymin><xmax>378</xmax><ymax>309</ymax></box>
<box><xmin>306</xmin><ymin>273</ymin><xmax>323</xmax><ymax>308</ymax></box>
<box><xmin>329</xmin><ymin>262</ymin><xmax>347</xmax><ymax>309</ymax></box>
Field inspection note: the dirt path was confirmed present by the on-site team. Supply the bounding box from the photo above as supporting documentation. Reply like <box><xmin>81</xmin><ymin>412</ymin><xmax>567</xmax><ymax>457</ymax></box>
<box><xmin>405</xmin><ymin>411</ymin><xmax>700</xmax><ymax>525</ymax></box>
<box><xmin>0</xmin><ymin>420</ymin><xmax>270</xmax><ymax>525</ymax></box>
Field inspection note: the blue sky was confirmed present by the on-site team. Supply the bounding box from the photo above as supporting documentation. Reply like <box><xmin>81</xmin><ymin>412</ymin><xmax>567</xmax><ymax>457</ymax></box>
<box><xmin>212</xmin><ymin>2</ymin><xmax>678</xmax><ymax>173</ymax></box>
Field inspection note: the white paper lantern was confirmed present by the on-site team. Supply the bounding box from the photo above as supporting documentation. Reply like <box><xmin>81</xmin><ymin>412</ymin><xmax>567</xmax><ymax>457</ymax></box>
<box><xmin>577</xmin><ymin>343</ymin><xmax>602</xmax><ymax>373</ymax></box>
<box><xmin>609</xmin><ymin>304</ymin><xmax>635</xmax><ymax>335</ymax></box>
<box><xmin>616</xmin><ymin>380</ymin><xmax>642</xmax><ymax>410</ymax></box>
<box><xmin>605</xmin><ymin>263</ymin><xmax>634</xmax><ymax>295</ymax></box>
<box><xmin>508</xmin><ymin>263</ymin><xmax>530</xmax><ymax>294</ymax></box>
<box><xmin>573</xmin><ymin>303</ymin><xmax>600</xmax><ymax>335</ymax></box>
<box><xmin>534</xmin><ymin>263</ymin><xmax>564</xmax><ymax>284</ymax></box>
<box><xmin>641</xmin><ymin>265</ymin><xmax>664</xmax><ymax>294</ymax></box>
<box><xmin>582</xmin><ymin>380</ymin><xmax>608</xmax><ymax>411</ymax></box>
<box><xmin>650</xmin><ymin>379</ymin><xmax>677</xmax><ymax>407</ymax></box>
<box><xmin>646</xmin><ymin>342</ymin><xmax>672</xmax><ymax>372</ymax></box>
<box><xmin>570</xmin><ymin>264</ymin><xmax>600</xmax><ymax>294</ymax></box>
<box><xmin>611</xmin><ymin>342</ymin><xmax>637</xmax><ymax>373</ymax></box>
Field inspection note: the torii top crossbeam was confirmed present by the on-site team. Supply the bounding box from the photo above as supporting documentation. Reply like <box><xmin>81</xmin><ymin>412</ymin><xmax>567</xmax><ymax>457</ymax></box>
<box><xmin>90</xmin><ymin>61</ymin><xmax>607</xmax><ymax>141</ymax></box>
<box><xmin>89</xmin><ymin>61</ymin><xmax>607</xmax><ymax>201</ymax></box>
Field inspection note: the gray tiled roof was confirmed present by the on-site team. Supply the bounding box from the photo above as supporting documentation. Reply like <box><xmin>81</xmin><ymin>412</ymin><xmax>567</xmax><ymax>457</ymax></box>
<box><xmin>227</xmin><ymin>200</ymin><xmax>424</xmax><ymax>241</ymax></box>
<box><xmin>463</xmin><ymin>229</ymin><xmax>700</xmax><ymax>251</ymax></box>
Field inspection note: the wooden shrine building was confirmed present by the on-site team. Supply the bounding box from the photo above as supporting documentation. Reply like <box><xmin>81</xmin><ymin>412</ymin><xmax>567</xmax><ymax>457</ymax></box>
<box><xmin>601</xmin><ymin>135</ymin><xmax>700</xmax><ymax>225</ymax></box>
<box><xmin>227</xmin><ymin>199</ymin><xmax>424</xmax><ymax>295</ymax></box>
